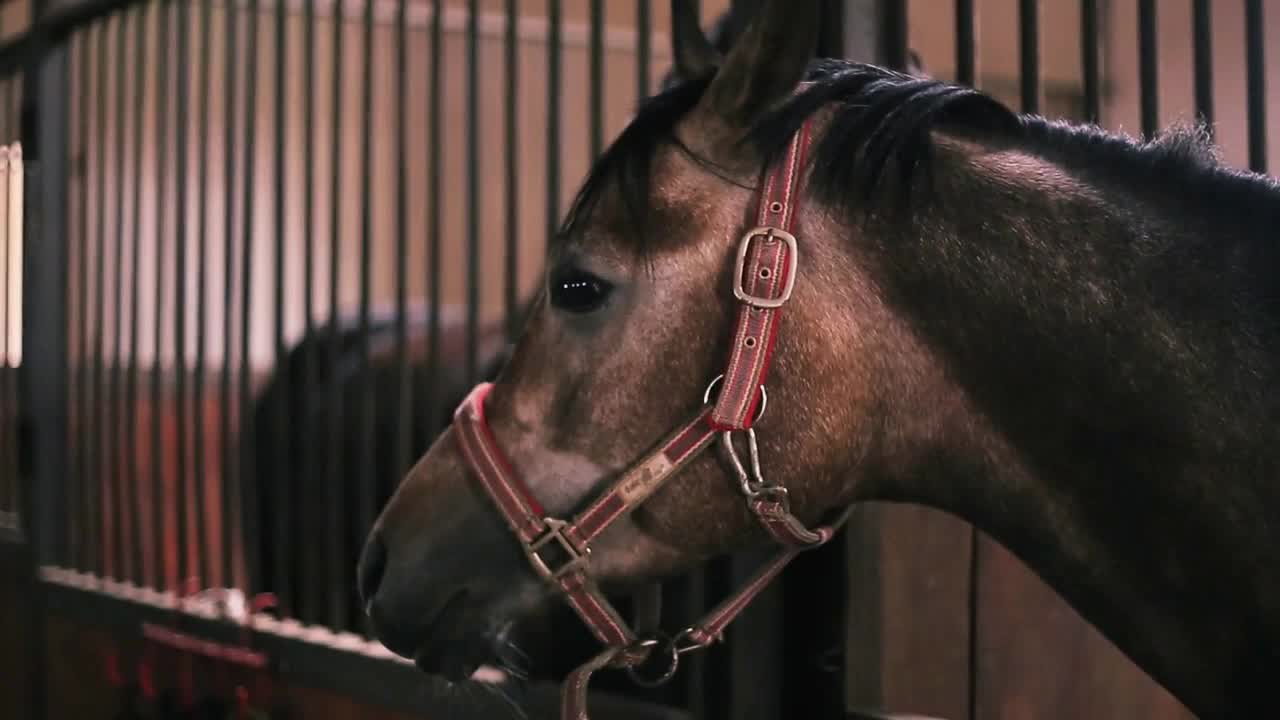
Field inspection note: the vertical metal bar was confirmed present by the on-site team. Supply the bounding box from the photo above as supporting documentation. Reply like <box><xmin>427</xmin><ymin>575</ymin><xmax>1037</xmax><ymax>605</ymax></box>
<box><xmin>0</xmin><ymin>12</ymin><xmax>9</xmax><ymax>529</ymax></box>
<box><xmin>1246</xmin><ymin>0</ymin><xmax>1266</xmax><ymax>174</ymax></box>
<box><xmin>8</xmin><ymin>136</ymin><xmax>16</xmax><ymax>542</ymax></box>
<box><xmin>589</xmin><ymin>0</ymin><xmax>603</xmax><ymax>159</ymax></box>
<box><xmin>326</xmin><ymin>0</ymin><xmax>348</xmax><ymax>630</ymax></box>
<box><xmin>5</xmin><ymin>144</ymin><xmax>13</xmax><ymax>540</ymax></box>
<box><xmin>0</xmin><ymin>8</ymin><xmax>6</xmax><ymax>145</ymax></box>
<box><xmin>465</xmin><ymin>0</ymin><xmax>479</xmax><ymax>387</ymax></box>
<box><xmin>194</xmin><ymin>0</ymin><xmax>211</xmax><ymax>588</ymax></box>
<box><xmin>271</xmin><ymin>0</ymin><xmax>291</xmax><ymax>614</ymax></box>
<box><xmin>174</xmin><ymin>0</ymin><xmax>191</xmax><ymax>593</ymax></box>
<box><xmin>961</xmin><ymin>10</ymin><xmax>982</xmax><ymax>707</ymax></box>
<box><xmin>954</xmin><ymin>0</ymin><xmax>985</xmax><ymax>696</ymax></box>
<box><xmin>301</xmin><ymin>0</ymin><xmax>319</xmax><ymax>622</ymax></box>
<box><xmin>1192</xmin><ymin>0</ymin><xmax>1212</xmax><ymax>131</ymax></box>
<box><xmin>1</xmin><ymin>143</ymin><xmax>7</xmax><ymax>526</ymax></box>
<box><xmin>127</xmin><ymin>5</ymin><xmax>147</xmax><ymax>586</ymax></box>
<box><xmin>74</xmin><ymin>29</ymin><xmax>90</xmax><ymax>571</ymax></box>
<box><xmin>955</xmin><ymin>0</ymin><xmax>975</xmax><ymax>86</ymax></box>
<box><xmin>152</xmin><ymin>0</ymin><xmax>171</xmax><ymax>592</ymax></box>
<box><xmin>546</xmin><ymin>0</ymin><xmax>561</xmax><ymax>249</ymax></box>
<box><xmin>357</xmin><ymin>0</ymin><xmax>377</xmax><ymax>617</ymax></box>
<box><xmin>966</xmin><ymin>532</ymin><xmax>979</xmax><ymax>720</ymax></box>
<box><xmin>0</xmin><ymin>93</ymin><xmax>7</xmax><ymax>524</ymax></box>
<box><xmin>5</xmin><ymin>137</ymin><xmax>14</xmax><ymax>533</ymax></box>
<box><xmin>1137</xmin><ymin>0</ymin><xmax>1157</xmax><ymax>138</ymax></box>
<box><xmin>0</xmin><ymin>7</ymin><xmax>5</xmax><ymax>146</ymax></box>
<box><xmin>503</xmin><ymin>0</ymin><xmax>519</xmax><ymax>340</ymax></box>
<box><xmin>111</xmin><ymin>9</ymin><xmax>128</xmax><ymax>582</ymax></box>
<box><xmin>6</xmin><ymin>135</ymin><xmax>20</xmax><ymax>714</ymax></box>
<box><xmin>424</xmin><ymin>0</ymin><xmax>442</xmax><ymax>447</ymax></box>
<box><xmin>878</xmin><ymin>0</ymin><xmax>907</xmax><ymax>70</ymax></box>
<box><xmin>1081</xmin><ymin>0</ymin><xmax>1100</xmax><ymax>124</ymax></box>
<box><xmin>3</xmin><ymin>4</ymin><xmax>16</xmax><ymax>145</ymax></box>
<box><xmin>220</xmin><ymin>0</ymin><xmax>239</xmax><ymax>590</ymax></box>
<box><xmin>22</xmin><ymin>7</ymin><xmax>73</xmax><ymax>710</ymax></box>
<box><xmin>1018</xmin><ymin>0</ymin><xmax>1039</xmax><ymax>115</ymax></box>
<box><xmin>239</xmin><ymin>0</ymin><xmax>260</xmax><ymax>593</ymax></box>
<box><xmin>5</xmin><ymin>144</ymin><xmax>15</xmax><ymax>530</ymax></box>
<box><xmin>92</xmin><ymin>19</ymin><xmax>107</xmax><ymax>579</ymax></box>
<box><xmin>393</xmin><ymin>0</ymin><xmax>410</xmax><ymax>482</ymax></box>
<box><xmin>637</xmin><ymin>0</ymin><xmax>650</xmax><ymax>101</ymax></box>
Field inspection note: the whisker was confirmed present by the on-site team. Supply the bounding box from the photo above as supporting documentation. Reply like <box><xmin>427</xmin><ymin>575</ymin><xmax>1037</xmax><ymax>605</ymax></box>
<box><xmin>499</xmin><ymin>661</ymin><xmax>528</xmax><ymax>682</ymax></box>
<box><xmin>501</xmin><ymin>637</ymin><xmax>531</xmax><ymax>664</ymax></box>
<box><xmin>480</xmin><ymin>678</ymin><xmax>529</xmax><ymax>720</ymax></box>
<box><xmin>497</xmin><ymin>642</ymin><xmax>530</xmax><ymax>681</ymax></box>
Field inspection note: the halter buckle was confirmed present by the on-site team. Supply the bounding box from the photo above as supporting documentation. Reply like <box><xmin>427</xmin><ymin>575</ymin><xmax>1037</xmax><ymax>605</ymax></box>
<box><xmin>733</xmin><ymin>226</ymin><xmax>799</xmax><ymax>309</ymax></box>
<box><xmin>524</xmin><ymin>517</ymin><xmax>589</xmax><ymax>582</ymax></box>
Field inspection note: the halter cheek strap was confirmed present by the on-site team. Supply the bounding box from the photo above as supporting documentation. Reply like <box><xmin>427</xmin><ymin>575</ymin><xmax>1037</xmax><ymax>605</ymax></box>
<box><xmin>452</xmin><ymin>116</ymin><xmax>851</xmax><ymax>720</ymax></box>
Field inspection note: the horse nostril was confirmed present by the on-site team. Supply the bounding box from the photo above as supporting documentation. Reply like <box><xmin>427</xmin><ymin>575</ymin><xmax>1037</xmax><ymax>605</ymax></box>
<box><xmin>357</xmin><ymin>531</ymin><xmax>388</xmax><ymax>611</ymax></box>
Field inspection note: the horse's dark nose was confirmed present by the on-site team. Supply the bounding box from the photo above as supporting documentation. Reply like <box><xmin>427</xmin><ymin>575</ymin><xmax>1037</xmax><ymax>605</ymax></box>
<box><xmin>357</xmin><ymin>530</ymin><xmax>388</xmax><ymax>611</ymax></box>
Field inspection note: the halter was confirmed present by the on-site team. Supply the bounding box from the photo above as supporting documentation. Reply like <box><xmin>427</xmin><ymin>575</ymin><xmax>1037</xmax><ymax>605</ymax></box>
<box><xmin>453</xmin><ymin>117</ymin><xmax>850</xmax><ymax>719</ymax></box>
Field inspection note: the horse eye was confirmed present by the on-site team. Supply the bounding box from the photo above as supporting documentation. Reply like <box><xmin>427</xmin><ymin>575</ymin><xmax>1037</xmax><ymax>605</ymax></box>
<box><xmin>549</xmin><ymin>267</ymin><xmax>613</xmax><ymax>314</ymax></box>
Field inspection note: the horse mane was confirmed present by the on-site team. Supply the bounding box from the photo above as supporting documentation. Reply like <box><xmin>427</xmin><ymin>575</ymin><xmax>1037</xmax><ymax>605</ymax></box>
<box><xmin>562</xmin><ymin>58</ymin><xmax>1280</xmax><ymax>255</ymax></box>
<box><xmin>757</xmin><ymin>60</ymin><xmax>1280</xmax><ymax>230</ymax></box>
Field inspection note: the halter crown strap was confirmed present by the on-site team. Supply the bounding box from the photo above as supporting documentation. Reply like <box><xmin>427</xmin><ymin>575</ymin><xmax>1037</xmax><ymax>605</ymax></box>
<box><xmin>709</xmin><ymin>118</ymin><xmax>811</xmax><ymax>431</ymax></box>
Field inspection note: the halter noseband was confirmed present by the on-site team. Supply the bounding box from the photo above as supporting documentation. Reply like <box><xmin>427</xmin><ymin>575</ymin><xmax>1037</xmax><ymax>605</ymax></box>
<box><xmin>452</xmin><ymin>117</ymin><xmax>851</xmax><ymax>719</ymax></box>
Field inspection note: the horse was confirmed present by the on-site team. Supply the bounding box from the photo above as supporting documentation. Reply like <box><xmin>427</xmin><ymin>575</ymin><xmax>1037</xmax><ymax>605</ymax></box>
<box><xmin>354</xmin><ymin>1</ymin><xmax>1280</xmax><ymax>718</ymax></box>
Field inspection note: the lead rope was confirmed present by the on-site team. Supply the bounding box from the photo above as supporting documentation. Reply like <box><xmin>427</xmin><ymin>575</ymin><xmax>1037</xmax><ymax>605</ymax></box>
<box><xmin>561</xmin><ymin>508</ymin><xmax>853</xmax><ymax>720</ymax></box>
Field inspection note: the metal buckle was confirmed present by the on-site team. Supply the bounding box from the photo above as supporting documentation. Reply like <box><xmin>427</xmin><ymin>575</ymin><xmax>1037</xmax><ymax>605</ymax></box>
<box><xmin>524</xmin><ymin>517</ymin><xmax>589</xmax><ymax>582</ymax></box>
<box><xmin>733</xmin><ymin>226</ymin><xmax>798</xmax><ymax>309</ymax></box>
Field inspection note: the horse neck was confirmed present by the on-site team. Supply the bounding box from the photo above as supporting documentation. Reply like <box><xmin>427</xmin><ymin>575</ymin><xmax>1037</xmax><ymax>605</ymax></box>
<box><xmin>835</xmin><ymin>141</ymin><xmax>1280</xmax><ymax>719</ymax></box>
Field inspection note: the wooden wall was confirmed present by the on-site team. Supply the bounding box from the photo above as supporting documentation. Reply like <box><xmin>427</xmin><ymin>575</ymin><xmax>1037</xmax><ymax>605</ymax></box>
<box><xmin>844</xmin><ymin>503</ymin><xmax>1196</xmax><ymax>720</ymax></box>
<box><xmin>0</xmin><ymin>543</ymin><xmax>34</xmax><ymax>717</ymax></box>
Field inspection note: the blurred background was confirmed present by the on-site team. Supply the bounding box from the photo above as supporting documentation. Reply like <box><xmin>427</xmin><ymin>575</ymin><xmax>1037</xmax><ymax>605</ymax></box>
<box><xmin>0</xmin><ymin>1</ymin><xmax>1273</xmax><ymax>718</ymax></box>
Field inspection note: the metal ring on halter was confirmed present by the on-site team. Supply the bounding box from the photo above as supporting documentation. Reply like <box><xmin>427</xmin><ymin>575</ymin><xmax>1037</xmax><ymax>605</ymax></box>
<box><xmin>671</xmin><ymin>627</ymin><xmax>709</xmax><ymax>655</ymax></box>
<box><xmin>701</xmin><ymin>374</ymin><xmax>768</xmax><ymax>422</ymax></box>
<box><xmin>624</xmin><ymin>634</ymin><xmax>681</xmax><ymax>688</ymax></box>
<box><xmin>748</xmin><ymin>483</ymin><xmax>791</xmax><ymax>509</ymax></box>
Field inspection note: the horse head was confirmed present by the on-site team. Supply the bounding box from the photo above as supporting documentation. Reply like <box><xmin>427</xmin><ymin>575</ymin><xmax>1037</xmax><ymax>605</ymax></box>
<box><xmin>358</xmin><ymin>0</ymin><xmax>866</xmax><ymax>685</ymax></box>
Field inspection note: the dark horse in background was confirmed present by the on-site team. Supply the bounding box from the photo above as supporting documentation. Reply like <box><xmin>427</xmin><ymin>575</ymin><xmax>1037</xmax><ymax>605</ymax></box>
<box><xmin>242</xmin><ymin>4</ymin><xmax>929</xmax><ymax>716</ymax></box>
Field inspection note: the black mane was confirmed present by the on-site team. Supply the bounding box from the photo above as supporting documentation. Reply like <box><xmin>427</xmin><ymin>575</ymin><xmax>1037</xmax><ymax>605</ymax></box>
<box><xmin>559</xmin><ymin>58</ymin><xmax>1280</xmax><ymax>251</ymax></box>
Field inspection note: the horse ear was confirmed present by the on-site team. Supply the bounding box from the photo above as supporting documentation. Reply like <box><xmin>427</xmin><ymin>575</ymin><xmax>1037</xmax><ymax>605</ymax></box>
<box><xmin>698</xmin><ymin>0</ymin><xmax>820</xmax><ymax>127</ymax></box>
<box><xmin>670</xmin><ymin>0</ymin><xmax>721</xmax><ymax>81</ymax></box>
<box><xmin>906</xmin><ymin>49</ymin><xmax>932</xmax><ymax>78</ymax></box>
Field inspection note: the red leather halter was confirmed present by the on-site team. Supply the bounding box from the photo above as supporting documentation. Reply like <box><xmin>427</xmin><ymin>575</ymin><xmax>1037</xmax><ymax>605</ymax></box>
<box><xmin>453</xmin><ymin>117</ymin><xmax>850</xmax><ymax>719</ymax></box>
